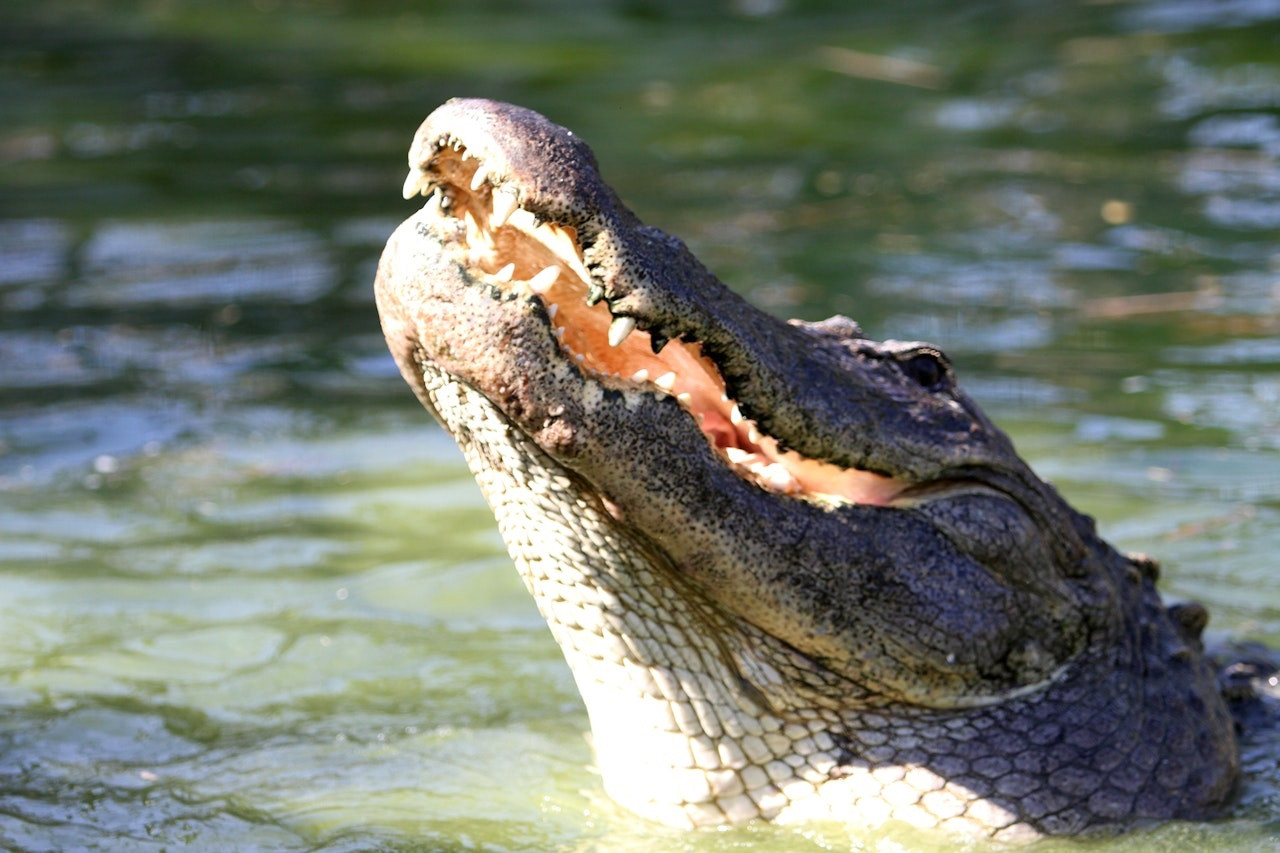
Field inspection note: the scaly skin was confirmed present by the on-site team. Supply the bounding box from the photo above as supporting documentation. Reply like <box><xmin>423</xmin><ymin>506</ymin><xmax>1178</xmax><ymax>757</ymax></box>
<box><xmin>374</xmin><ymin>99</ymin><xmax>1239</xmax><ymax>839</ymax></box>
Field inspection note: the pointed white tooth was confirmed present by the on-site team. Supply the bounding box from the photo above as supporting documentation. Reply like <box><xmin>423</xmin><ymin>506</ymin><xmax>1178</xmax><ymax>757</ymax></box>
<box><xmin>554</xmin><ymin>327</ymin><xmax>565</xmax><ymax>341</ymax></box>
<box><xmin>574</xmin><ymin>352</ymin><xmax>584</xmax><ymax>364</ymax></box>
<box><xmin>676</xmin><ymin>392</ymin><xmax>692</xmax><ymax>405</ymax></box>
<box><xmin>402</xmin><ymin>170</ymin><xmax>431</xmax><ymax>200</ymax></box>
<box><xmin>470</xmin><ymin>166</ymin><xmax>490</xmax><ymax>191</ymax></box>
<box><xmin>424</xmin><ymin>190</ymin><xmax>443</xmax><ymax>215</ymax></box>
<box><xmin>696</xmin><ymin>412</ymin><xmax>706</xmax><ymax>425</ymax></box>
<box><xmin>608</xmin><ymin>316</ymin><xmax>637</xmax><ymax>347</ymax></box>
<box><xmin>529</xmin><ymin>265</ymin><xmax>560</xmax><ymax>293</ymax></box>
<box><xmin>730</xmin><ymin>405</ymin><xmax>745</xmax><ymax>425</ymax></box>
<box><xmin>725</xmin><ymin>447</ymin><xmax>752</xmax><ymax>464</ymax></box>
<box><xmin>631</xmin><ymin>369</ymin><xmax>649</xmax><ymax>383</ymax></box>
<box><xmin>508</xmin><ymin>208</ymin><xmax>537</xmax><ymax>230</ymax></box>
<box><xmin>748</xmin><ymin>425</ymin><xmax>762</xmax><ymax>444</ymax></box>
<box><xmin>654</xmin><ymin>372</ymin><xmax>677</xmax><ymax>391</ymax></box>
<box><xmin>463</xmin><ymin>210</ymin><xmax>480</xmax><ymax>234</ymax></box>
<box><xmin>546</xmin><ymin>302</ymin><xmax>559</xmax><ymax>320</ymax></box>
<box><xmin>491</xmin><ymin>187</ymin><xmax>519</xmax><ymax>227</ymax></box>
<box><xmin>760</xmin><ymin>463</ymin><xmax>793</xmax><ymax>490</ymax></box>
<box><xmin>496</xmin><ymin>262</ymin><xmax>515</xmax><ymax>282</ymax></box>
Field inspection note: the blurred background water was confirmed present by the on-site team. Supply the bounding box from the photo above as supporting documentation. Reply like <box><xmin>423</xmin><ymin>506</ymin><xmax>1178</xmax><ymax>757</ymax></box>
<box><xmin>2</xmin><ymin>1</ymin><xmax>1280</xmax><ymax>850</ymax></box>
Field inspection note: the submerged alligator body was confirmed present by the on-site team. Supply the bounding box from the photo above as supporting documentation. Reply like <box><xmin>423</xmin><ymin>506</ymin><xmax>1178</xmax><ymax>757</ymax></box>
<box><xmin>375</xmin><ymin>99</ymin><xmax>1241</xmax><ymax>839</ymax></box>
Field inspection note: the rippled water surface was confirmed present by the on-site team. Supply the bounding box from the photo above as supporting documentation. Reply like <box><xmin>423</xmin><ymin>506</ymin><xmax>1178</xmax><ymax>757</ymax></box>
<box><xmin>3</xmin><ymin>2</ymin><xmax>1280</xmax><ymax>850</ymax></box>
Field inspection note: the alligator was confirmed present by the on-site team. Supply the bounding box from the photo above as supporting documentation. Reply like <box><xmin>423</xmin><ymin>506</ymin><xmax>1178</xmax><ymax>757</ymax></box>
<box><xmin>374</xmin><ymin>98</ymin><xmax>1245</xmax><ymax>840</ymax></box>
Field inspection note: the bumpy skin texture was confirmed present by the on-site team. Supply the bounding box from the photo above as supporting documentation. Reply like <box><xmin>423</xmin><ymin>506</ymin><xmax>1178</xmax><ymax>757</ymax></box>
<box><xmin>375</xmin><ymin>99</ymin><xmax>1240</xmax><ymax>839</ymax></box>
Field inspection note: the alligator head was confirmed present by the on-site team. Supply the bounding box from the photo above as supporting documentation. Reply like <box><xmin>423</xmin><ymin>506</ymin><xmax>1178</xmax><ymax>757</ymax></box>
<box><xmin>375</xmin><ymin>99</ymin><xmax>1238</xmax><ymax>839</ymax></box>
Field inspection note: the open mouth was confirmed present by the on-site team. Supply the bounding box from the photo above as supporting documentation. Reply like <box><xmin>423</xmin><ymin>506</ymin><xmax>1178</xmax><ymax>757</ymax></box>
<box><xmin>404</xmin><ymin>138</ymin><xmax>905</xmax><ymax>507</ymax></box>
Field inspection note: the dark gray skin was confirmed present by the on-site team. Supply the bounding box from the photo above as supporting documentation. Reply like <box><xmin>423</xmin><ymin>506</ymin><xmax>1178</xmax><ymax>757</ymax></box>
<box><xmin>376</xmin><ymin>98</ymin><xmax>1242</xmax><ymax>837</ymax></box>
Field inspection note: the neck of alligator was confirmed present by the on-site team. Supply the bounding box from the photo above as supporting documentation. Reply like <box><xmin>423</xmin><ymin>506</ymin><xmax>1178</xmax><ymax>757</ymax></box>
<box><xmin>375</xmin><ymin>99</ymin><xmax>1238</xmax><ymax>839</ymax></box>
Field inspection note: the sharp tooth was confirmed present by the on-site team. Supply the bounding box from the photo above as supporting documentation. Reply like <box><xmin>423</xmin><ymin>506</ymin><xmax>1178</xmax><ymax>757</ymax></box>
<box><xmin>496</xmin><ymin>263</ymin><xmax>515</xmax><ymax>282</ymax></box>
<box><xmin>608</xmin><ymin>316</ymin><xmax>637</xmax><ymax>347</ymax></box>
<box><xmin>730</xmin><ymin>405</ymin><xmax>745</xmax><ymax>425</ymax></box>
<box><xmin>574</xmin><ymin>352</ymin><xmax>584</xmax><ymax>364</ymax></box>
<box><xmin>491</xmin><ymin>187</ymin><xmax>519</xmax><ymax>227</ymax></box>
<box><xmin>676</xmin><ymin>392</ymin><xmax>692</xmax><ymax>405</ymax></box>
<box><xmin>463</xmin><ymin>210</ymin><xmax>480</xmax><ymax>234</ymax></box>
<box><xmin>529</xmin><ymin>265</ymin><xmax>560</xmax><ymax>293</ymax></box>
<box><xmin>402</xmin><ymin>170</ymin><xmax>430</xmax><ymax>200</ymax></box>
<box><xmin>725</xmin><ymin>447</ymin><xmax>752</xmax><ymax>464</ymax></box>
<box><xmin>424</xmin><ymin>190</ymin><xmax>443</xmax><ymax>215</ymax></box>
<box><xmin>470</xmin><ymin>167</ymin><xmax>490</xmax><ymax>191</ymax></box>
<box><xmin>586</xmin><ymin>284</ymin><xmax>605</xmax><ymax>306</ymax></box>
<box><xmin>546</xmin><ymin>302</ymin><xmax>559</xmax><ymax>320</ymax></box>
<box><xmin>554</xmin><ymin>326</ymin><xmax>565</xmax><ymax>341</ymax></box>
<box><xmin>509</xmin><ymin>208</ymin><xmax>537</xmax><ymax>230</ymax></box>
<box><xmin>759</xmin><ymin>463</ymin><xmax>793</xmax><ymax>490</ymax></box>
<box><xmin>655</xmin><ymin>372</ymin><xmax>677</xmax><ymax>390</ymax></box>
<box><xmin>631</xmin><ymin>369</ymin><xmax>649</xmax><ymax>383</ymax></box>
<box><xmin>748</xmin><ymin>425</ymin><xmax>762</xmax><ymax>444</ymax></box>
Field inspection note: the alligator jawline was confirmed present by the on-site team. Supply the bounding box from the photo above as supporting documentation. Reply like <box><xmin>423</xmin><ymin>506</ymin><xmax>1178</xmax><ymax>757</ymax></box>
<box><xmin>405</xmin><ymin>140</ymin><xmax>906</xmax><ymax>507</ymax></box>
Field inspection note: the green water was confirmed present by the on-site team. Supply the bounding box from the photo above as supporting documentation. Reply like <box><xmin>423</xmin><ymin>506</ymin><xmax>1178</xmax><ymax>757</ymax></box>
<box><xmin>2</xmin><ymin>1</ymin><xmax>1280</xmax><ymax>849</ymax></box>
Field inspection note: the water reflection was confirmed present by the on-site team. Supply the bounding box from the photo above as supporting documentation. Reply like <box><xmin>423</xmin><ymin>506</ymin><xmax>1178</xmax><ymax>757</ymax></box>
<box><xmin>72</xmin><ymin>220</ymin><xmax>334</xmax><ymax>307</ymax></box>
<box><xmin>1128</xmin><ymin>0</ymin><xmax>1280</xmax><ymax>34</ymax></box>
<box><xmin>0</xmin><ymin>220</ymin><xmax>68</xmax><ymax>292</ymax></box>
<box><xmin>1160</xmin><ymin>54</ymin><xmax>1280</xmax><ymax>118</ymax></box>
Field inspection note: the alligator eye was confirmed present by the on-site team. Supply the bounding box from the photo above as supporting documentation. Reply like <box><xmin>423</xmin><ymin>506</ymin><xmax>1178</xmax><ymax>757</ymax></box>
<box><xmin>899</xmin><ymin>350</ymin><xmax>950</xmax><ymax>390</ymax></box>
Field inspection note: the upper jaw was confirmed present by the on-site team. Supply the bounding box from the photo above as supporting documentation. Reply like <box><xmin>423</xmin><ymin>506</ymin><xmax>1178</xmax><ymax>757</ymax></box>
<box><xmin>401</xmin><ymin>98</ymin><xmax>615</xmax><ymax>232</ymax></box>
<box><xmin>398</xmin><ymin>102</ymin><xmax>918</xmax><ymax>509</ymax></box>
<box><xmin>392</xmin><ymin>100</ymin><xmax>1074</xmax><ymax>525</ymax></box>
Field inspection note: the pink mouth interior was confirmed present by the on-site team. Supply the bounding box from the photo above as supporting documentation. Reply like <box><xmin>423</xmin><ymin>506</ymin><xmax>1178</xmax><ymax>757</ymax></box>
<box><xmin>416</xmin><ymin>145</ymin><xmax>906</xmax><ymax>506</ymax></box>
